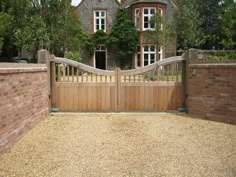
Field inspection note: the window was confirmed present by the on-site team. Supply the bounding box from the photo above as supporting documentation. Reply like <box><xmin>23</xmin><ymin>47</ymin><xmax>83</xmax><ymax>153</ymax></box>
<box><xmin>94</xmin><ymin>10</ymin><xmax>106</xmax><ymax>32</ymax></box>
<box><xmin>158</xmin><ymin>46</ymin><xmax>163</xmax><ymax>61</ymax></box>
<box><xmin>135</xmin><ymin>8</ymin><xmax>140</xmax><ymax>30</ymax></box>
<box><xmin>143</xmin><ymin>8</ymin><xmax>156</xmax><ymax>30</ymax></box>
<box><xmin>143</xmin><ymin>45</ymin><xmax>156</xmax><ymax>66</ymax></box>
<box><xmin>135</xmin><ymin>46</ymin><xmax>141</xmax><ymax>67</ymax></box>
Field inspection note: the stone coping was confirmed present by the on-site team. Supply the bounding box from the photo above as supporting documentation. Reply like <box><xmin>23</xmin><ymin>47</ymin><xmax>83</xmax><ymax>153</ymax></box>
<box><xmin>0</xmin><ymin>63</ymin><xmax>47</xmax><ymax>74</ymax></box>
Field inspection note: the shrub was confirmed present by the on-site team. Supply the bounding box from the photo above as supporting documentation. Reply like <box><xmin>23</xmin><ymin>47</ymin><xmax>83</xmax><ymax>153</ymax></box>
<box><xmin>64</xmin><ymin>51</ymin><xmax>81</xmax><ymax>62</ymax></box>
<box><xmin>207</xmin><ymin>51</ymin><xmax>236</xmax><ymax>60</ymax></box>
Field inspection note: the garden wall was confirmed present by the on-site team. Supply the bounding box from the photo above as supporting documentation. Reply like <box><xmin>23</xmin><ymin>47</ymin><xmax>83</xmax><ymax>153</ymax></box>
<box><xmin>0</xmin><ymin>63</ymin><xmax>49</xmax><ymax>154</ymax></box>
<box><xmin>186</xmin><ymin>50</ymin><xmax>236</xmax><ymax>124</ymax></box>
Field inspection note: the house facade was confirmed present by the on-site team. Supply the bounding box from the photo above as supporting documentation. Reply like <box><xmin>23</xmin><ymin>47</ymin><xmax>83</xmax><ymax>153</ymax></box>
<box><xmin>76</xmin><ymin>0</ymin><xmax>176</xmax><ymax>70</ymax></box>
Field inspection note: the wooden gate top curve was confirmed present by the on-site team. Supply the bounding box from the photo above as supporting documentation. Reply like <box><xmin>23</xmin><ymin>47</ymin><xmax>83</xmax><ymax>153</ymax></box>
<box><xmin>121</xmin><ymin>56</ymin><xmax>185</xmax><ymax>76</ymax></box>
<box><xmin>50</xmin><ymin>57</ymin><xmax>114</xmax><ymax>76</ymax></box>
<box><xmin>50</xmin><ymin>56</ymin><xmax>185</xmax><ymax>76</ymax></box>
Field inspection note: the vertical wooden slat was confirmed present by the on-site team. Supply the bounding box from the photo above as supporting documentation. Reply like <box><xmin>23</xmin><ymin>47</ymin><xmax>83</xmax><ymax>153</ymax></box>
<box><xmin>86</xmin><ymin>72</ymin><xmax>88</xmax><ymax>82</ymax></box>
<box><xmin>72</xmin><ymin>67</ymin><xmax>74</xmax><ymax>82</ymax></box>
<box><xmin>76</xmin><ymin>68</ymin><xmax>79</xmax><ymax>82</ymax></box>
<box><xmin>62</xmin><ymin>65</ymin><xmax>65</xmax><ymax>82</ymax></box>
<box><xmin>176</xmin><ymin>63</ymin><xmax>179</xmax><ymax>82</ymax></box>
<box><xmin>172</xmin><ymin>64</ymin><xmax>174</xmax><ymax>81</ymax></box>
<box><xmin>162</xmin><ymin>67</ymin><xmax>164</xmax><ymax>81</ymax></box>
<box><xmin>57</xmin><ymin>64</ymin><xmax>60</xmax><ymax>82</ymax></box>
<box><xmin>67</xmin><ymin>66</ymin><xmax>70</xmax><ymax>82</ymax></box>
<box><xmin>81</xmin><ymin>71</ymin><xmax>84</xmax><ymax>83</ymax></box>
<box><xmin>167</xmin><ymin>65</ymin><xmax>169</xmax><ymax>81</ymax></box>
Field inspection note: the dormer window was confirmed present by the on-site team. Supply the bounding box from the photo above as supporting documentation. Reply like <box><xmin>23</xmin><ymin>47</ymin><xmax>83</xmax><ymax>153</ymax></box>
<box><xmin>94</xmin><ymin>10</ymin><xmax>106</xmax><ymax>32</ymax></box>
<box><xmin>143</xmin><ymin>7</ymin><xmax>156</xmax><ymax>30</ymax></box>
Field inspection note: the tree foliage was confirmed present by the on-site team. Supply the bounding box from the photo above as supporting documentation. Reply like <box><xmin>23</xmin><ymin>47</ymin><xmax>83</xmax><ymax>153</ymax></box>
<box><xmin>0</xmin><ymin>11</ymin><xmax>11</xmax><ymax>50</ymax></box>
<box><xmin>107</xmin><ymin>8</ymin><xmax>139</xmax><ymax>59</ymax></box>
<box><xmin>12</xmin><ymin>16</ymin><xmax>48</xmax><ymax>56</ymax></box>
<box><xmin>175</xmin><ymin>0</ymin><xmax>202</xmax><ymax>50</ymax></box>
<box><xmin>1</xmin><ymin>0</ymin><xmax>84</xmax><ymax>58</ymax></box>
<box><xmin>219</xmin><ymin>0</ymin><xmax>236</xmax><ymax>49</ymax></box>
<box><xmin>176</xmin><ymin>0</ymin><xmax>236</xmax><ymax>50</ymax></box>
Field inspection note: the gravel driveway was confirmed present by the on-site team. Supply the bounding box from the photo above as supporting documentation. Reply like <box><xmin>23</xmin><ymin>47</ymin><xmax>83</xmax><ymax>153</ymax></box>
<box><xmin>0</xmin><ymin>113</ymin><xmax>235</xmax><ymax>177</ymax></box>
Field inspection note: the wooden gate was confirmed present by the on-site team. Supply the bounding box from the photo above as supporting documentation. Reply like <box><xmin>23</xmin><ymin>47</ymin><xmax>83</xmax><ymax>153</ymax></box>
<box><xmin>49</xmin><ymin>56</ymin><xmax>186</xmax><ymax>112</ymax></box>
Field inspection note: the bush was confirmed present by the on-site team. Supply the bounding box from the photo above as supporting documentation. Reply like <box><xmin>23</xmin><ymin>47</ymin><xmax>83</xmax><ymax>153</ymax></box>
<box><xmin>207</xmin><ymin>51</ymin><xmax>236</xmax><ymax>60</ymax></box>
<box><xmin>64</xmin><ymin>51</ymin><xmax>81</xmax><ymax>62</ymax></box>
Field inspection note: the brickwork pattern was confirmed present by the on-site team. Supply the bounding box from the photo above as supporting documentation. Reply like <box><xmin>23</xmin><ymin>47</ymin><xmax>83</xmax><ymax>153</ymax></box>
<box><xmin>0</xmin><ymin>63</ymin><xmax>48</xmax><ymax>153</ymax></box>
<box><xmin>188</xmin><ymin>62</ymin><xmax>236</xmax><ymax>124</ymax></box>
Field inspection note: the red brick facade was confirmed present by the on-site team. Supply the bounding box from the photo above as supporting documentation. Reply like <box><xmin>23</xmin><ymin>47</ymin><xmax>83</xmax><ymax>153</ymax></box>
<box><xmin>0</xmin><ymin>63</ymin><xmax>49</xmax><ymax>153</ymax></box>
<box><xmin>187</xmin><ymin>61</ymin><xmax>236</xmax><ymax>124</ymax></box>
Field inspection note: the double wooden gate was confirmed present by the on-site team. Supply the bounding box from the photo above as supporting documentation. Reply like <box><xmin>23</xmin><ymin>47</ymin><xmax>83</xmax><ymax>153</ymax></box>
<box><xmin>49</xmin><ymin>56</ymin><xmax>186</xmax><ymax>112</ymax></box>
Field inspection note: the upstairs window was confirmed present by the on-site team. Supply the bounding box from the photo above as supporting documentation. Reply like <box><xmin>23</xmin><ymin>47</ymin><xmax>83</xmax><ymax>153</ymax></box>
<box><xmin>94</xmin><ymin>10</ymin><xmax>106</xmax><ymax>32</ymax></box>
<box><xmin>143</xmin><ymin>8</ymin><xmax>156</xmax><ymax>30</ymax></box>
<box><xmin>135</xmin><ymin>8</ymin><xmax>140</xmax><ymax>30</ymax></box>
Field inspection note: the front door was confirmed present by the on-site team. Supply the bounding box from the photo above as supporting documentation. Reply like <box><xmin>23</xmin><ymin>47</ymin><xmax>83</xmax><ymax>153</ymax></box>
<box><xmin>95</xmin><ymin>46</ymin><xmax>106</xmax><ymax>70</ymax></box>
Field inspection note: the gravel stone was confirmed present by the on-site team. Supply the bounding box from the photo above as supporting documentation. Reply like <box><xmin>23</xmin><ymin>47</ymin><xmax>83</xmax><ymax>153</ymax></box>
<box><xmin>0</xmin><ymin>113</ymin><xmax>235</xmax><ymax>177</ymax></box>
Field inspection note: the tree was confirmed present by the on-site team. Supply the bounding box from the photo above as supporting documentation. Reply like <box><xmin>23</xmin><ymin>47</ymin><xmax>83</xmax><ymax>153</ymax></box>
<box><xmin>0</xmin><ymin>12</ymin><xmax>11</xmax><ymax>50</ymax></box>
<box><xmin>1</xmin><ymin>0</ymin><xmax>84</xmax><ymax>58</ymax></box>
<box><xmin>35</xmin><ymin>0</ymin><xmax>83</xmax><ymax>55</ymax></box>
<box><xmin>13</xmin><ymin>16</ymin><xmax>48</xmax><ymax>57</ymax></box>
<box><xmin>107</xmin><ymin>8</ymin><xmax>139</xmax><ymax>66</ymax></box>
<box><xmin>196</xmin><ymin>0</ymin><xmax>222</xmax><ymax>49</ymax></box>
<box><xmin>219</xmin><ymin>0</ymin><xmax>236</xmax><ymax>49</ymax></box>
<box><xmin>175</xmin><ymin>0</ymin><xmax>202</xmax><ymax>50</ymax></box>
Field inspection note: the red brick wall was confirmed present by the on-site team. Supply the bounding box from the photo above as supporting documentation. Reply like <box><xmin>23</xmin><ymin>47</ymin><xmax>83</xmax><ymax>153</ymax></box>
<box><xmin>0</xmin><ymin>63</ymin><xmax>49</xmax><ymax>153</ymax></box>
<box><xmin>187</xmin><ymin>61</ymin><xmax>236</xmax><ymax>124</ymax></box>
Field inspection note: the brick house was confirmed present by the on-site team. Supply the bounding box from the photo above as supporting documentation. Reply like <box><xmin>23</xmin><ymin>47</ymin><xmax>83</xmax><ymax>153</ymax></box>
<box><xmin>76</xmin><ymin>0</ymin><xmax>176</xmax><ymax>70</ymax></box>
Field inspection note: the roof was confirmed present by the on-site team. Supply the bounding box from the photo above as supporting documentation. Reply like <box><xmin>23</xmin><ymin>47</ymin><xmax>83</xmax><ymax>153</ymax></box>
<box><xmin>77</xmin><ymin>0</ymin><xmax>121</xmax><ymax>9</ymax></box>
<box><xmin>122</xmin><ymin>0</ymin><xmax>168</xmax><ymax>7</ymax></box>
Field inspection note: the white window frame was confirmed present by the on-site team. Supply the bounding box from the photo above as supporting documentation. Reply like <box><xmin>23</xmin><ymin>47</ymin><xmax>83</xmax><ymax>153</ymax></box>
<box><xmin>143</xmin><ymin>7</ymin><xmax>156</xmax><ymax>31</ymax></box>
<box><xmin>135</xmin><ymin>8</ymin><xmax>140</xmax><ymax>30</ymax></box>
<box><xmin>94</xmin><ymin>10</ymin><xmax>106</xmax><ymax>32</ymax></box>
<box><xmin>143</xmin><ymin>45</ymin><xmax>156</xmax><ymax>66</ymax></box>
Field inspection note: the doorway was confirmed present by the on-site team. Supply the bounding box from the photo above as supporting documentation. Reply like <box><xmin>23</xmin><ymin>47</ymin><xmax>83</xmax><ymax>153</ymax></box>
<box><xmin>95</xmin><ymin>46</ymin><xmax>106</xmax><ymax>70</ymax></box>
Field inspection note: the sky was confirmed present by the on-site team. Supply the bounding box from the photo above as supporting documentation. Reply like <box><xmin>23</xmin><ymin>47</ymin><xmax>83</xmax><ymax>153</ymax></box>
<box><xmin>71</xmin><ymin>0</ymin><xmax>81</xmax><ymax>6</ymax></box>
